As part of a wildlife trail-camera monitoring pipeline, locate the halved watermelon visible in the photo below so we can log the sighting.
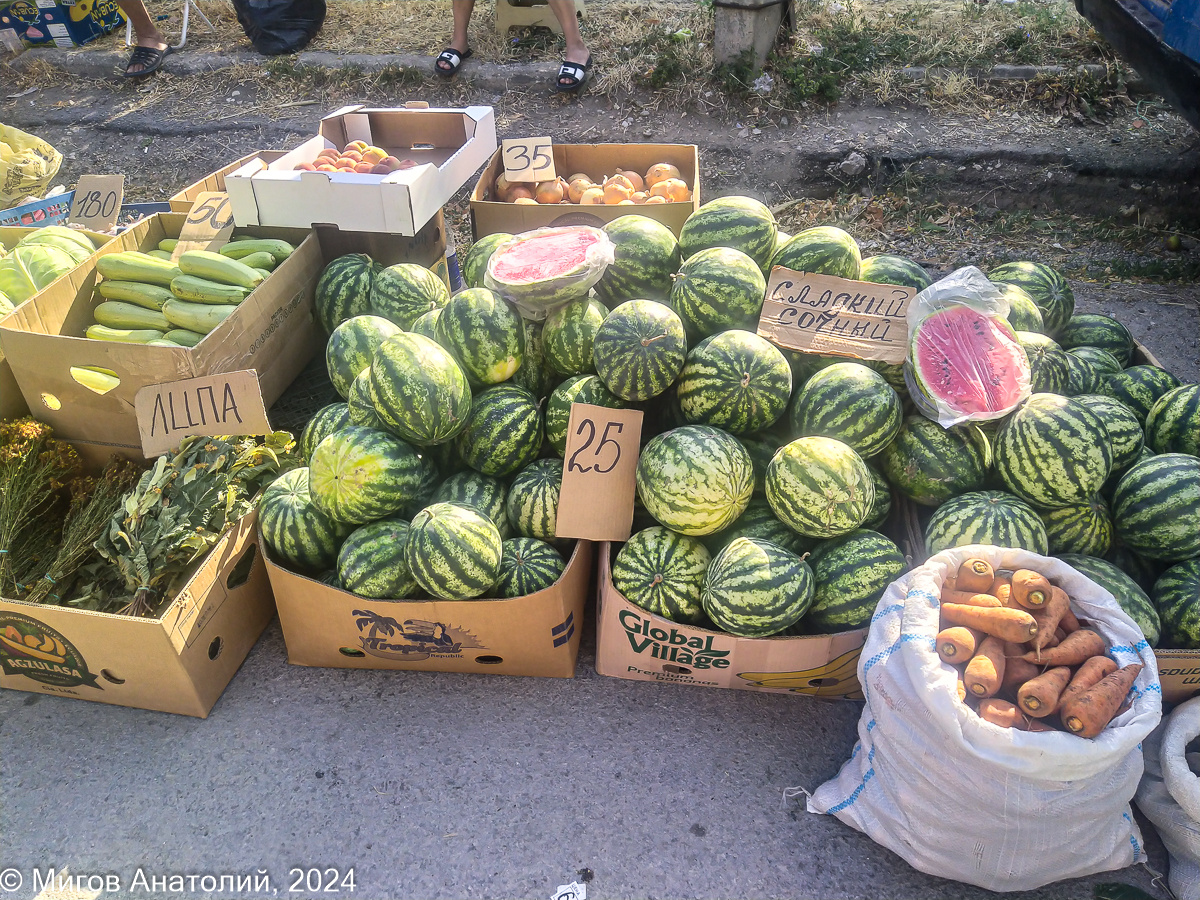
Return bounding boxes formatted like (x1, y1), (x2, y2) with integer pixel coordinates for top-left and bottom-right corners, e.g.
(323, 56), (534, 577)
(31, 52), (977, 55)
(484, 226), (614, 319)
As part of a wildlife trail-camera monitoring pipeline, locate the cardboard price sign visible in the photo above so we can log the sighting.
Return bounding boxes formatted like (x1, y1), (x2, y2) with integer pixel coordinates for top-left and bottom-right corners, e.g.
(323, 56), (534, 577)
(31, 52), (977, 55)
(756, 269), (915, 365)
(135, 369), (271, 457)
(501, 136), (556, 183)
(68, 174), (124, 232)
(171, 191), (236, 261)
(555, 404), (643, 542)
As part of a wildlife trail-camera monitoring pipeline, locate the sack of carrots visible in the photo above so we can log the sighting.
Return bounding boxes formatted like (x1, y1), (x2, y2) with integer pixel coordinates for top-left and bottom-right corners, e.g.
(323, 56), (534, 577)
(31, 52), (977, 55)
(809, 545), (1161, 892)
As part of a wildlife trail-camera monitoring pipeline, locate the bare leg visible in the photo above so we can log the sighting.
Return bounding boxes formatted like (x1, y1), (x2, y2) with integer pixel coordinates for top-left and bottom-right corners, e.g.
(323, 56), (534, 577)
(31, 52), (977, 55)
(117, 0), (167, 73)
(548, 0), (588, 65)
(439, 0), (475, 70)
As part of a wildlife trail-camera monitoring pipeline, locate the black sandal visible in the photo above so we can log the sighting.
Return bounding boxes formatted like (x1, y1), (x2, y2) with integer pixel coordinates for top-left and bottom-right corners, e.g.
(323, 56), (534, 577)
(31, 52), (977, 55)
(434, 47), (472, 77)
(555, 54), (591, 93)
(122, 44), (171, 78)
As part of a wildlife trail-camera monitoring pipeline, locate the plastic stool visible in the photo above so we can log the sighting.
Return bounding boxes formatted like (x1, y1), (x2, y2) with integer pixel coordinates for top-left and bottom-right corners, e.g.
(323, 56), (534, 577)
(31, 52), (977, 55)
(124, 0), (215, 50)
(495, 0), (585, 36)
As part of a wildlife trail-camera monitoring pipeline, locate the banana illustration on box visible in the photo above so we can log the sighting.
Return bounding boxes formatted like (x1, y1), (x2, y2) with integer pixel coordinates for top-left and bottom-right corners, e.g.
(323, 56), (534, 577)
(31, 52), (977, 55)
(737, 648), (864, 699)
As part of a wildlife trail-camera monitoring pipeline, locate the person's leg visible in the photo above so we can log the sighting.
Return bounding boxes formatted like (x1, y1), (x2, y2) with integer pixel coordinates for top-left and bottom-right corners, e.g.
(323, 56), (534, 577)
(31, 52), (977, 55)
(435, 0), (475, 73)
(548, 0), (587, 64)
(117, 0), (169, 75)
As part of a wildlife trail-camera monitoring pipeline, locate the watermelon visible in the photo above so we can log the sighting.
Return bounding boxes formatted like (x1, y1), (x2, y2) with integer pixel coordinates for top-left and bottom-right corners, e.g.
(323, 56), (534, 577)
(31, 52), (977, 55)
(592, 299), (687, 402)
(1153, 560), (1200, 649)
(462, 232), (513, 290)
(1057, 313), (1135, 365)
(259, 467), (352, 572)
(456, 384), (543, 477)
(371, 333), (472, 447)
(432, 470), (510, 539)
(402, 456), (442, 520)
(770, 226), (861, 280)
(308, 426), (426, 525)
(435, 287), (525, 386)
(988, 261), (1074, 336)
(1063, 352), (1103, 396)
(1146, 384), (1200, 457)
(1106, 543), (1165, 594)
(1017, 332), (1070, 395)
(299, 403), (351, 462)
(864, 466), (892, 531)
(1073, 394), (1145, 473)
(543, 295), (607, 375)
(669, 246), (767, 337)
(1041, 496), (1113, 556)
(994, 393), (1112, 509)
(994, 282), (1044, 334)
(925, 490), (1049, 555)
(370, 263), (449, 330)
(409, 308), (441, 341)
(1058, 553), (1161, 646)
(860, 254), (933, 291)
(612, 526), (711, 625)
(636, 425), (754, 536)
(678, 195), (777, 271)
(1105, 365), (1181, 425)
(315, 253), (377, 334)
(404, 502), (503, 600)
(326, 315), (402, 399)
(704, 496), (811, 557)
(495, 538), (565, 598)
(337, 517), (418, 599)
(677, 330), (792, 435)
(1112, 454), (1200, 561)
(701, 537), (814, 636)
(545, 375), (626, 456)
(765, 436), (874, 539)
(805, 530), (906, 632)
(740, 433), (785, 494)
(347, 369), (387, 432)
(505, 458), (562, 541)
(1070, 346), (1123, 376)
(877, 416), (990, 506)
(595, 215), (681, 306)
(789, 362), (901, 458)
(907, 304), (1030, 423)
(484, 225), (614, 317)
(511, 319), (557, 400)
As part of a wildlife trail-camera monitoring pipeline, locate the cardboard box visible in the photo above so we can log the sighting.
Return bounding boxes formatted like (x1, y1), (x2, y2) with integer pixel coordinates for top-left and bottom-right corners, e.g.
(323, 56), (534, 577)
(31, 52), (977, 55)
(226, 105), (497, 235)
(0, 0), (122, 47)
(0, 510), (274, 717)
(169, 151), (288, 213)
(595, 543), (867, 698)
(265, 540), (592, 678)
(1154, 651), (1200, 705)
(470, 143), (700, 240)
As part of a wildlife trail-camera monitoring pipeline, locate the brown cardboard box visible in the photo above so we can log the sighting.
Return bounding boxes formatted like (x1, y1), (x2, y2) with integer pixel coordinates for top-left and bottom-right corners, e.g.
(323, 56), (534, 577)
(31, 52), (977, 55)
(595, 543), (866, 698)
(265, 540), (591, 678)
(0, 510), (274, 717)
(470, 143), (700, 239)
(168, 151), (287, 213)
(1154, 651), (1200, 704)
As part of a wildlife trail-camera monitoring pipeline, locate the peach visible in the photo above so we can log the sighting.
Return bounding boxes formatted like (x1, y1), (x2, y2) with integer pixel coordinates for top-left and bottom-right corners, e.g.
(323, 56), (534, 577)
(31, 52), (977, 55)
(645, 162), (682, 188)
(295, 162), (317, 172)
(345, 140), (369, 152)
(316, 164), (338, 173)
(361, 147), (387, 164)
(341, 149), (363, 163)
(370, 163), (392, 175)
(355, 162), (376, 173)
(535, 180), (565, 204)
(381, 156), (405, 172)
(316, 148), (340, 160)
(580, 186), (605, 205)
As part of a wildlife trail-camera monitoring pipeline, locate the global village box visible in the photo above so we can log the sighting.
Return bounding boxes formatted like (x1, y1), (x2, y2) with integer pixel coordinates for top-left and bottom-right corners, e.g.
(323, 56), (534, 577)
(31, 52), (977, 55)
(168, 150), (288, 213)
(595, 542), (867, 699)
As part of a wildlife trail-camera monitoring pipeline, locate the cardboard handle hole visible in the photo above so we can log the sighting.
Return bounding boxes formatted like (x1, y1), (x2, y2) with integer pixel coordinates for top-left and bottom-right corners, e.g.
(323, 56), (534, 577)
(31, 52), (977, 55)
(207, 636), (223, 660)
(474, 655), (504, 665)
(807, 677), (840, 687)
(339, 647), (366, 658)
(40, 392), (61, 411)
(662, 664), (692, 675)
(100, 669), (125, 684)
(225, 544), (258, 591)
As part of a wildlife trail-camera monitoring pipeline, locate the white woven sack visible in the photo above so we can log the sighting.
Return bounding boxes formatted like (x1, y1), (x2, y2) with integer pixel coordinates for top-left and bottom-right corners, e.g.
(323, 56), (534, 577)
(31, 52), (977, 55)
(808, 544), (1162, 892)
(1136, 697), (1200, 900)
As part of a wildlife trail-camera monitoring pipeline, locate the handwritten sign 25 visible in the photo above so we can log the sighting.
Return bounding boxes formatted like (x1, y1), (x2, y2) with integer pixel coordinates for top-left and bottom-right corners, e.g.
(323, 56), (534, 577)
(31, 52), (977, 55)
(555, 404), (643, 542)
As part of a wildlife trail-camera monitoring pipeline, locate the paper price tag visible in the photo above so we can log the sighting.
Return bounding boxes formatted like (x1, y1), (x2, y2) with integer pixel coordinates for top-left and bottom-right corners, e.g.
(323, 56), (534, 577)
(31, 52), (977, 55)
(555, 404), (643, 542)
(171, 191), (235, 261)
(68, 174), (124, 232)
(135, 369), (271, 458)
(756, 268), (915, 365)
(501, 136), (556, 183)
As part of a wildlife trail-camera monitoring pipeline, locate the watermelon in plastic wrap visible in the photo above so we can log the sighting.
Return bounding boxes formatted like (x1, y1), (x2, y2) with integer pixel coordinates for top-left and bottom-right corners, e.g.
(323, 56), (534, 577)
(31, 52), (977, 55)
(484, 225), (614, 320)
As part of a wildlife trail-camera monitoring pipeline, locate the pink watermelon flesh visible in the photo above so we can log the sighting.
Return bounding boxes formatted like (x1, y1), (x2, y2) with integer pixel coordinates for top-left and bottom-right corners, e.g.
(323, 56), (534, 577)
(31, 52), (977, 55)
(490, 228), (604, 284)
(912, 305), (1029, 416)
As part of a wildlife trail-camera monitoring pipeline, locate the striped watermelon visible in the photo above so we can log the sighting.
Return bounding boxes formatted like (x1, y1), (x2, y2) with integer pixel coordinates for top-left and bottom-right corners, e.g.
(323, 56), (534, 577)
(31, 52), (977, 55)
(299, 403), (351, 462)
(669, 246), (767, 337)
(435, 287), (525, 386)
(511, 319), (557, 400)
(1106, 542), (1165, 594)
(1017, 332), (1070, 395)
(409, 308), (441, 341)
(347, 369), (387, 432)
(1105, 365), (1182, 426)
(677, 330), (792, 435)
(859, 254), (932, 291)
(484, 225), (613, 315)
(432, 470), (510, 539)
(1058, 553), (1161, 646)
(704, 496), (811, 557)
(805, 530), (906, 632)
(864, 466), (892, 531)
(456, 384), (543, 477)
(1064, 352), (1103, 396)
(1154, 560), (1200, 649)
(770, 226), (861, 279)
(592, 300), (687, 402)
(988, 261), (1074, 336)
(1057, 313), (1135, 365)
(1073, 394), (1145, 472)
(315, 253), (377, 334)
(636, 425), (754, 536)
(994, 282), (1045, 334)
(1041, 496), (1113, 556)
(337, 517), (418, 599)
(370, 262), (449, 330)
(765, 436), (874, 539)
(326, 315), (402, 399)
(994, 393), (1112, 509)
(789, 362), (901, 458)
(506, 458), (562, 541)
(925, 490), (1049, 555)
(612, 526), (711, 625)
(259, 467), (352, 572)
(308, 426), (426, 525)
(878, 416), (991, 506)
(371, 333), (472, 447)
(462, 232), (513, 290)
(739, 433), (785, 494)
(404, 502), (503, 600)
(701, 537), (814, 636)
(496, 538), (565, 598)
(1070, 346), (1123, 376)
(402, 456), (442, 520)
(1147, 384), (1200, 457)
(545, 375), (626, 456)
(678, 196), (777, 271)
(543, 296), (607, 375)
(1112, 454), (1200, 561)
(595, 215), (681, 306)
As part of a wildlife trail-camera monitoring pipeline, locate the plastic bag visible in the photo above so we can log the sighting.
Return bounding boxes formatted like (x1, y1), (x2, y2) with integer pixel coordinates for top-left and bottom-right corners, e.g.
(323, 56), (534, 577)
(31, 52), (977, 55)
(232, 0), (326, 56)
(808, 544), (1162, 892)
(0, 123), (62, 207)
(483, 226), (615, 321)
(903, 266), (1032, 428)
(1136, 696), (1200, 900)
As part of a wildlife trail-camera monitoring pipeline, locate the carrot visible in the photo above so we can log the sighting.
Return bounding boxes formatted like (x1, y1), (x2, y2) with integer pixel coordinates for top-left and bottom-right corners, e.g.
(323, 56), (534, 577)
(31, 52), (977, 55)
(993, 582), (1015, 608)
(1018, 665), (1073, 717)
(939, 587), (1002, 608)
(1000, 653), (1042, 700)
(1030, 586), (1072, 653)
(1061, 663), (1143, 738)
(936, 626), (983, 664)
(978, 698), (1024, 729)
(1021, 629), (1106, 667)
(964, 636), (1007, 698)
(1059, 608), (1081, 634)
(990, 571), (1013, 597)
(1058, 655), (1118, 711)
(941, 603), (1039, 643)
(1011, 569), (1053, 609)
(943, 575), (957, 594)
(957, 558), (995, 594)
(956, 675), (968, 703)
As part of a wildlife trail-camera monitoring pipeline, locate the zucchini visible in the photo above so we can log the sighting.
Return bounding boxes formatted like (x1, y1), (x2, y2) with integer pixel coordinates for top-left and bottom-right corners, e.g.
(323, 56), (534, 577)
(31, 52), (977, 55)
(162, 298), (235, 334)
(96, 280), (173, 310)
(147, 339), (188, 348)
(170, 275), (252, 306)
(86, 324), (165, 343)
(164, 328), (205, 348)
(253, 268), (272, 280)
(178, 250), (262, 290)
(94, 301), (172, 331)
(236, 251), (277, 272)
(158, 238), (179, 253)
(69, 366), (120, 394)
(96, 252), (181, 287)
(147, 249), (174, 261)
(221, 238), (295, 264)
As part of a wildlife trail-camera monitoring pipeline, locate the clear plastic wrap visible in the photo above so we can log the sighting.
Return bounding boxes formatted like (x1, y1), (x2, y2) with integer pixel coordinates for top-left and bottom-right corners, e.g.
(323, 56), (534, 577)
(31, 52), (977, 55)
(483, 225), (614, 321)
